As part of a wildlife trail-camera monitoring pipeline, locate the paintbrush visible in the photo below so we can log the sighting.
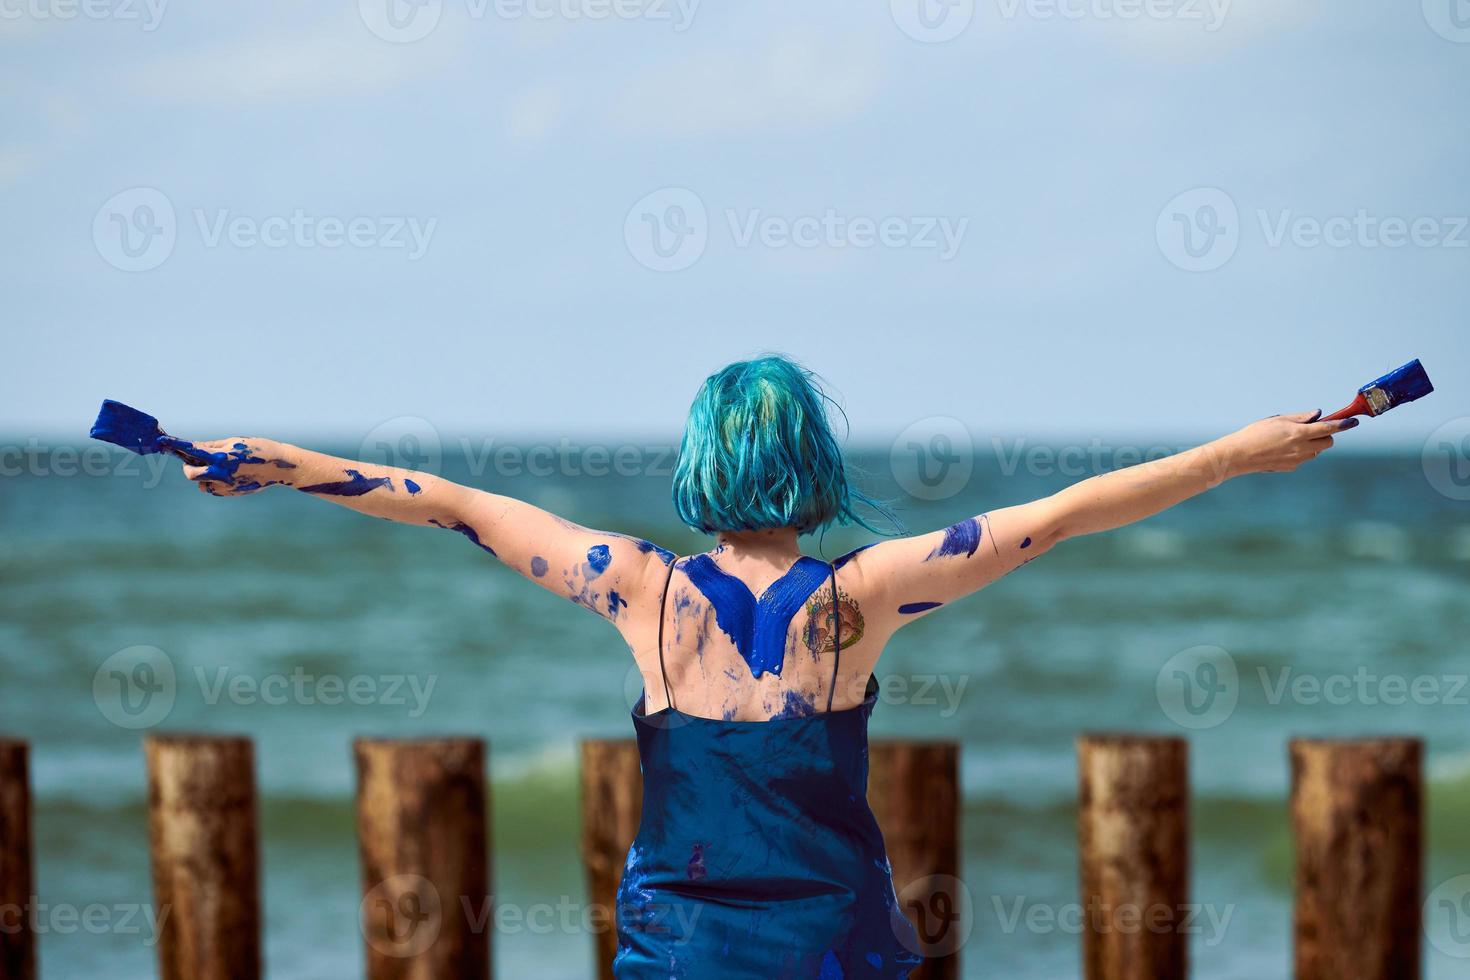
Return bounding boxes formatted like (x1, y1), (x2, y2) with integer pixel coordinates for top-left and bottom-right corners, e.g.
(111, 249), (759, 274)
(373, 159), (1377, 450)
(1322, 360), (1434, 421)
(89, 399), (239, 479)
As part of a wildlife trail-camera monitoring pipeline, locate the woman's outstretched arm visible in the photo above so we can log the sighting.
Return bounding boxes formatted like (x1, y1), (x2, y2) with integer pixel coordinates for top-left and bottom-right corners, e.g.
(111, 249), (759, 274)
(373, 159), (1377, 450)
(181, 438), (675, 626)
(842, 411), (1356, 633)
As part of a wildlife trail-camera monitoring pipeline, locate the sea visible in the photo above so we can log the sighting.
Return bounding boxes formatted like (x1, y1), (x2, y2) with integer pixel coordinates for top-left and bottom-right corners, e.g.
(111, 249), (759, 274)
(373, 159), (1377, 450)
(2, 438), (1468, 978)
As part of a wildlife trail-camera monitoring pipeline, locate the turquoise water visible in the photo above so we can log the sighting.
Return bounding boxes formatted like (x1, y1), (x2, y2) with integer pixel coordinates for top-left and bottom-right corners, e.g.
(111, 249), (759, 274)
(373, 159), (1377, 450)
(3, 443), (1469, 978)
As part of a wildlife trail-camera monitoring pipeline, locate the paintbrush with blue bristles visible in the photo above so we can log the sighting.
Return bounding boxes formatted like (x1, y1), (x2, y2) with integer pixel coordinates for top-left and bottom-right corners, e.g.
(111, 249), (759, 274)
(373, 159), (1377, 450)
(89, 399), (243, 481)
(1322, 359), (1434, 421)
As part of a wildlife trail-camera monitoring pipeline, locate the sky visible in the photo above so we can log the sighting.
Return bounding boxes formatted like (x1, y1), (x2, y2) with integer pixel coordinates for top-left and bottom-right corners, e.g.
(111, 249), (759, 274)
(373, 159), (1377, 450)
(3, 0), (1467, 450)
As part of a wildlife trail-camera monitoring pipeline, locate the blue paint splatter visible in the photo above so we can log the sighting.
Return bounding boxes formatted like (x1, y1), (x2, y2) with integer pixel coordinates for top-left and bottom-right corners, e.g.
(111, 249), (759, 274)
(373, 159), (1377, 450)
(586, 544), (612, 576)
(1020, 536), (1032, 549)
(530, 556), (548, 577)
(404, 478), (422, 495)
(926, 518), (981, 560)
(818, 950), (844, 979)
(683, 554), (831, 678)
(898, 601), (943, 615)
(771, 689), (816, 719)
(865, 952), (882, 969)
(607, 590), (628, 619)
(429, 518), (496, 557)
(634, 538), (676, 565)
(686, 843), (707, 881)
(833, 543), (875, 569)
(299, 469), (394, 497)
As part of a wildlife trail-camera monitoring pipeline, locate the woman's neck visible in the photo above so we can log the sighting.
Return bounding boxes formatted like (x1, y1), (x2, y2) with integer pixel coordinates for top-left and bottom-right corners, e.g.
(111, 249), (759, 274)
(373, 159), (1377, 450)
(714, 528), (800, 561)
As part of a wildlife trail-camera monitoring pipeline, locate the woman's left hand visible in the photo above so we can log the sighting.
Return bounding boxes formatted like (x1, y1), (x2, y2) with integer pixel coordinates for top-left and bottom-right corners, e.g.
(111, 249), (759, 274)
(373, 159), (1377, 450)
(181, 438), (289, 496)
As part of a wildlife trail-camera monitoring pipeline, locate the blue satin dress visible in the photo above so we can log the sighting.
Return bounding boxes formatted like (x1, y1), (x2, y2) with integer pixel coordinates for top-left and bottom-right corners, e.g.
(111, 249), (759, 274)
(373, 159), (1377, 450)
(613, 561), (923, 979)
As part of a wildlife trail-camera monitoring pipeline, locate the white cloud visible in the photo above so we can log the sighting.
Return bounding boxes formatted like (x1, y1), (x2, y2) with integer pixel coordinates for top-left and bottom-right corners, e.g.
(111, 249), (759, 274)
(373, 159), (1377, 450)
(505, 83), (567, 148)
(606, 32), (884, 136)
(123, 27), (463, 105)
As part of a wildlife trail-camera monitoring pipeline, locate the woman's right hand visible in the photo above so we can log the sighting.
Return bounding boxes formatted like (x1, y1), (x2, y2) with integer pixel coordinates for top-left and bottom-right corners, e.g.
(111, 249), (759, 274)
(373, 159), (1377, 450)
(1220, 411), (1356, 476)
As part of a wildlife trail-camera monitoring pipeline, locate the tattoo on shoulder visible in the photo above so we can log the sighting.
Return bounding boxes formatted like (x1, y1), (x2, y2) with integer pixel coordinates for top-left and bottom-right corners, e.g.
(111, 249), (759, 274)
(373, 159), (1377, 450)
(802, 586), (864, 653)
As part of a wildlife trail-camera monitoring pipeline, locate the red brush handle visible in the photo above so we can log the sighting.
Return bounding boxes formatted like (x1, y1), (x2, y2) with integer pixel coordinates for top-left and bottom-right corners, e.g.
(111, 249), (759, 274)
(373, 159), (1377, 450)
(1322, 393), (1369, 422)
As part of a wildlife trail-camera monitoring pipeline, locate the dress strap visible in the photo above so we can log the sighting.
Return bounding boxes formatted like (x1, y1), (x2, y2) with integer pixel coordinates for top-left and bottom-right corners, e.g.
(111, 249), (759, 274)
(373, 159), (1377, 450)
(655, 558), (679, 711)
(825, 563), (841, 712)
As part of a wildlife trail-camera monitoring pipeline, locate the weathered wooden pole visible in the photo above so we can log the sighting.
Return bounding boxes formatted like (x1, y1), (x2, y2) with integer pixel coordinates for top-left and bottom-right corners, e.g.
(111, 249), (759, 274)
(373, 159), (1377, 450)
(578, 738), (963, 979)
(0, 739), (35, 980)
(869, 740), (962, 979)
(354, 737), (490, 980)
(1290, 737), (1422, 980)
(145, 734), (260, 980)
(579, 740), (643, 980)
(1077, 734), (1189, 980)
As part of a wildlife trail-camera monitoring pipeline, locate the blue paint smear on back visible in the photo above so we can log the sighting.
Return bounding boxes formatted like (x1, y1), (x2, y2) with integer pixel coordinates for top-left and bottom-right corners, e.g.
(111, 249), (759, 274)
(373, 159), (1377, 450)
(926, 518), (980, 560)
(298, 469), (393, 497)
(682, 554), (831, 678)
(832, 543), (875, 569)
(771, 689), (816, 719)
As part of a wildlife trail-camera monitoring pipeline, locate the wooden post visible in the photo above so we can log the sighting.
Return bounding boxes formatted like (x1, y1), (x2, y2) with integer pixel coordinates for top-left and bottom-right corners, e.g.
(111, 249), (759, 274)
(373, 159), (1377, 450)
(1077, 734), (1189, 980)
(1290, 737), (1422, 980)
(579, 740), (643, 980)
(354, 738), (490, 980)
(869, 740), (962, 979)
(145, 734), (260, 980)
(0, 740), (34, 980)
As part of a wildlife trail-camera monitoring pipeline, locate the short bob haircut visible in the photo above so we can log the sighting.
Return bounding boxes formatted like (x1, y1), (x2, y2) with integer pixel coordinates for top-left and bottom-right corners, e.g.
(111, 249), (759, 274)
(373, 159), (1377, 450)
(672, 355), (894, 536)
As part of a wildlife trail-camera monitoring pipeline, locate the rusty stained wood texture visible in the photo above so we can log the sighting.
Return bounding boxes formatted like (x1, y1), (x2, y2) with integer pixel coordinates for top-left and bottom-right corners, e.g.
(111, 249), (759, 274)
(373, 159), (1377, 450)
(354, 737), (490, 980)
(1290, 737), (1422, 980)
(0, 739), (34, 980)
(1077, 734), (1189, 980)
(145, 734), (261, 980)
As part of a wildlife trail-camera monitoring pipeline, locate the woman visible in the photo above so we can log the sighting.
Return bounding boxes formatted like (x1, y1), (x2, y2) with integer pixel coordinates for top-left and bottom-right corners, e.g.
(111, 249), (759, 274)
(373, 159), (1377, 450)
(183, 354), (1352, 978)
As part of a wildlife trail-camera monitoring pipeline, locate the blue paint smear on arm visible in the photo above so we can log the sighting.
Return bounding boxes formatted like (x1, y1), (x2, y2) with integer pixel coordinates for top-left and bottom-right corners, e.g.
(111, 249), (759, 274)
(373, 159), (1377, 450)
(586, 544), (612, 576)
(925, 518), (981, 560)
(832, 543), (875, 569)
(428, 518), (497, 557)
(634, 539), (676, 565)
(606, 590), (628, 619)
(898, 601), (943, 615)
(298, 469), (394, 497)
(1020, 536), (1032, 549)
(404, 479), (422, 495)
(530, 556), (548, 577)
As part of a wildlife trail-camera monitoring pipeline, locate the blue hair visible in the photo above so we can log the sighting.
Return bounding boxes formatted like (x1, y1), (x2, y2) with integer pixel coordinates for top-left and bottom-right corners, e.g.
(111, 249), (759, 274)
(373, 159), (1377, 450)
(672, 355), (897, 536)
